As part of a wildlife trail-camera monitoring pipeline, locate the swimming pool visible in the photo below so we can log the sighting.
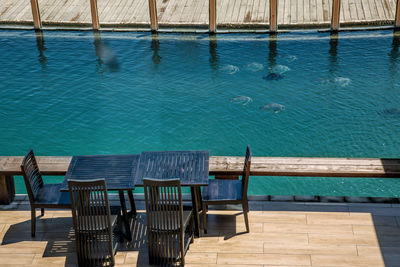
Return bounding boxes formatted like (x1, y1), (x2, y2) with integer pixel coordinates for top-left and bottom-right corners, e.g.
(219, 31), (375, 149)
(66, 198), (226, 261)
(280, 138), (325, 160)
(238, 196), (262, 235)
(1, 30), (400, 196)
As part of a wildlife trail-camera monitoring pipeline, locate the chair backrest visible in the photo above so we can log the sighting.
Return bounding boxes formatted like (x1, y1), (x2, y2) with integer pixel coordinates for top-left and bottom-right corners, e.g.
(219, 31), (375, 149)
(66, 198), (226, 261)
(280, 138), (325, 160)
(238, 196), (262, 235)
(143, 178), (184, 264)
(68, 179), (114, 267)
(241, 145), (252, 199)
(20, 149), (43, 204)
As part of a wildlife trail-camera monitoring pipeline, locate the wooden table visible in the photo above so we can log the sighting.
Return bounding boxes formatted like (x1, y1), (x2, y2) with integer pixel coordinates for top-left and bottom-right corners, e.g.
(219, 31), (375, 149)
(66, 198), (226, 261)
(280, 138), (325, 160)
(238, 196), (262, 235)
(135, 150), (210, 236)
(60, 154), (139, 241)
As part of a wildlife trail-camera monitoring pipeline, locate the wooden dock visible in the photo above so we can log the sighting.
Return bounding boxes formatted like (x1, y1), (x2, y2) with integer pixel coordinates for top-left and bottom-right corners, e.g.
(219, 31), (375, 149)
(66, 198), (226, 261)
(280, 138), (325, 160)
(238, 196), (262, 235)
(0, 0), (397, 30)
(1, 199), (400, 266)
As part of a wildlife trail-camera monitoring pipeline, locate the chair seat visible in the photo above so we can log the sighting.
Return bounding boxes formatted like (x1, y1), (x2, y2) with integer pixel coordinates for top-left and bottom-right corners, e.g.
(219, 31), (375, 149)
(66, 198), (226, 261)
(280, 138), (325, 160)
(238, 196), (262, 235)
(35, 184), (71, 206)
(149, 210), (192, 231)
(76, 215), (118, 232)
(202, 180), (243, 201)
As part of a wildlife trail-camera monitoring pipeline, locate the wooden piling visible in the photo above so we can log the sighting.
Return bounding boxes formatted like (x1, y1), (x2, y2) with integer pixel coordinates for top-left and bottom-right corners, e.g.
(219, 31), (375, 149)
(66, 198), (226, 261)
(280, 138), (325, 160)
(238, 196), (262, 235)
(89, 0), (100, 30)
(30, 0), (42, 30)
(149, 0), (158, 32)
(396, 0), (400, 28)
(331, 0), (341, 31)
(269, 0), (278, 32)
(209, 0), (217, 33)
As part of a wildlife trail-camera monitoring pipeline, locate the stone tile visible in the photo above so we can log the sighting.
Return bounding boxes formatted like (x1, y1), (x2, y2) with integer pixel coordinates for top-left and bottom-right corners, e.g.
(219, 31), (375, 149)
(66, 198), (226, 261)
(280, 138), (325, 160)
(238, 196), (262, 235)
(185, 252), (217, 264)
(217, 253), (311, 265)
(263, 222), (353, 234)
(190, 240), (264, 253)
(219, 232), (309, 245)
(311, 255), (385, 267)
(308, 233), (379, 246)
(263, 243), (357, 255)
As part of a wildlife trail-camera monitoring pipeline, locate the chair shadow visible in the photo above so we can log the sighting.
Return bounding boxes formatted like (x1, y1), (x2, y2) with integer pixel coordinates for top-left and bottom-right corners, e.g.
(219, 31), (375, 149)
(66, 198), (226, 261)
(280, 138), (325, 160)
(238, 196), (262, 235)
(1, 216), (77, 266)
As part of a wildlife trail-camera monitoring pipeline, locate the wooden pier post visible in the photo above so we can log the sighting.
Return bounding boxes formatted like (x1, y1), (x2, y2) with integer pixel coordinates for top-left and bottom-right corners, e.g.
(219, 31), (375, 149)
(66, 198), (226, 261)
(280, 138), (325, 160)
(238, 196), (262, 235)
(30, 0), (42, 30)
(209, 0), (217, 33)
(331, 0), (341, 31)
(269, 0), (278, 32)
(149, 0), (158, 32)
(89, 0), (100, 30)
(396, 0), (400, 28)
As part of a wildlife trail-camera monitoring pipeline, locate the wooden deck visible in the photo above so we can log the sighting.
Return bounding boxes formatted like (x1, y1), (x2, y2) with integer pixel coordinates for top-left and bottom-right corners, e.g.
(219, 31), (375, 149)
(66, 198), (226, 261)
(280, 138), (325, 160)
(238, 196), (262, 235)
(1, 199), (400, 266)
(0, 0), (396, 28)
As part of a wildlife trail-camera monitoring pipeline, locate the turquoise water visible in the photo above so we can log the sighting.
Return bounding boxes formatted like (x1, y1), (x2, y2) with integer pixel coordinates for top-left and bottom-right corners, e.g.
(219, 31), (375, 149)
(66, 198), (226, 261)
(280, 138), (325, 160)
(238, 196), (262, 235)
(1, 30), (400, 196)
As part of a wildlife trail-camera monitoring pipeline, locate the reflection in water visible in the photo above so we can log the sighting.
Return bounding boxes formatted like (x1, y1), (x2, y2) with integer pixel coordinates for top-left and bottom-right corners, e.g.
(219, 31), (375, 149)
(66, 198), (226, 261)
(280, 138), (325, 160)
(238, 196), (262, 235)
(35, 31), (47, 70)
(268, 34), (277, 69)
(390, 30), (400, 82)
(151, 34), (161, 66)
(93, 31), (120, 73)
(209, 35), (218, 71)
(329, 33), (338, 75)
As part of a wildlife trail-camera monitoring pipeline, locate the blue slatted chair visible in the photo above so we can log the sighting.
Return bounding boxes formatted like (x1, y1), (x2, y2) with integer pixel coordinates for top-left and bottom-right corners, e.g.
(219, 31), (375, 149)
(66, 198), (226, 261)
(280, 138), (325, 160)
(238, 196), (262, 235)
(202, 145), (252, 233)
(20, 149), (71, 237)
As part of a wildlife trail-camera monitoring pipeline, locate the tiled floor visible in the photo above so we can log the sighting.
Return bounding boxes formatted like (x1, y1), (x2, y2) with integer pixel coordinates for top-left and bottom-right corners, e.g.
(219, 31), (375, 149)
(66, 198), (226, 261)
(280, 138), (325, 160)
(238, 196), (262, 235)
(1, 199), (400, 266)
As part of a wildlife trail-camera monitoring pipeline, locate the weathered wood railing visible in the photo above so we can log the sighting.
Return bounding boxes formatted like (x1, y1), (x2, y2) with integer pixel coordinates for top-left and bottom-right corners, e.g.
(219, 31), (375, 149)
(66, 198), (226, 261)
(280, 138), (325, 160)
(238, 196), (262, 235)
(28, 0), (400, 33)
(2, 155), (400, 177)
(2, 155), (400, 203)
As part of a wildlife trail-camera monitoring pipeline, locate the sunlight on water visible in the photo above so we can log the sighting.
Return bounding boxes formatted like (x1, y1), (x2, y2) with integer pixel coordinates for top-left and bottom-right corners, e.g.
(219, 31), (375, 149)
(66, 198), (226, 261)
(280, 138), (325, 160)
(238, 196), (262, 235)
(1, 30), (400, 196)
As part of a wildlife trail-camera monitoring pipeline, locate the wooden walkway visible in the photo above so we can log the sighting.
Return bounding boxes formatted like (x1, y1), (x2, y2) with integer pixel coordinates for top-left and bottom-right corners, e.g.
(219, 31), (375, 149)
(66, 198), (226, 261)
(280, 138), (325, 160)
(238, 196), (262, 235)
(1, 199), (400, 266)
(0, 0), (397, 28)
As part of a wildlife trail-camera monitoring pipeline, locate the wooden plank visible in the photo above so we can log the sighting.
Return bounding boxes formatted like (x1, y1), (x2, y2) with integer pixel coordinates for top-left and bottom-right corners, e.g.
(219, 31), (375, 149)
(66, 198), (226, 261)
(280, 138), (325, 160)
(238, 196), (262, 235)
(3, 0), (25, 20)
(284, 0), (290, 24)
(290, 0), (296, 23)
(119, 0), (137, 23)
(303, 0), (310, 22)
(243, 0), (254, 23)
(231, 0), (241, 22)
(297, 0), (304, 23)
(354, 0), (365, 20)
(130, 0), (148, 23)
(0, 0), (14, 21)
(317, 0), (324, 22)
(15, 1), (33, 21)
(374, 0), (386, 20)
(199, 0), (209, 23)
(321, 0), (329, 21)
(310, 0), (317, 21)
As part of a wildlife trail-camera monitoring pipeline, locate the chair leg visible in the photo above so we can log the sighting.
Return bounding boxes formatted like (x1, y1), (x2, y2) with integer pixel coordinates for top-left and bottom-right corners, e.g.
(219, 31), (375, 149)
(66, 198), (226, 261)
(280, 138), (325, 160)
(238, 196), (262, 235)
(31, 208), (36, 237)
(242, 201), (249, 233)
(202, 202), (207, 234)
(41, 208), (44, 216)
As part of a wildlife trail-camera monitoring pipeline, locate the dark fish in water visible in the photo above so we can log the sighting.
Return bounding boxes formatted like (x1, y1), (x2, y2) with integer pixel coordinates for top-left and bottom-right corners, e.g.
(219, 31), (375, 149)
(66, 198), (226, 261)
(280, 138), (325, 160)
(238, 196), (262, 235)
(378, 108), (400, 116)
(260, 103), (285, 113)
(95, 42), (120, 72)
(263, 73), (284, 81)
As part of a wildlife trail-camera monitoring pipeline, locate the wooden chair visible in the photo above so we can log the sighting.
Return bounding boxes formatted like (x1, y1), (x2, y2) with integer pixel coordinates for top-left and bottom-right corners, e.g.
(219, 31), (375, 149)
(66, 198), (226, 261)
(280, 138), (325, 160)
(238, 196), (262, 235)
(202, 145), (252, 234)
(143, 178), (194, 266)
(20, 149), (71, 237)
(68, 179), (121, 267)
